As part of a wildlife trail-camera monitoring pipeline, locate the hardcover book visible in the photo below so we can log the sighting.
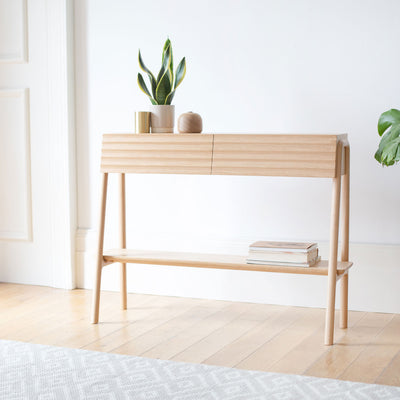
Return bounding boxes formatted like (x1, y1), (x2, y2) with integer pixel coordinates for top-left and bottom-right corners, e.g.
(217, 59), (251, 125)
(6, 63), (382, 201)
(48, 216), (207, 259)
(247, 241), (319, 267)
(247, 248), (318, 263)
(249, 241), (317, 253)
(246, 256), (321, 268)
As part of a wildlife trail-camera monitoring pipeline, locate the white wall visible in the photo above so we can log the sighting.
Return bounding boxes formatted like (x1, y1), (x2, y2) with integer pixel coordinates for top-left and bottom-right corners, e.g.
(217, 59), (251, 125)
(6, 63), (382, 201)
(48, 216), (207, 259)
(74, 0), (400, 312)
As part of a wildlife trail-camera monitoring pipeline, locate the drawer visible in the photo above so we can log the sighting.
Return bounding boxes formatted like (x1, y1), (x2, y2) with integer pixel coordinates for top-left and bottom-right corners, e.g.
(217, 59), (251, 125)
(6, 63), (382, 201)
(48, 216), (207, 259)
(101, 134), (214, 175)
(211, 134), (340, 178)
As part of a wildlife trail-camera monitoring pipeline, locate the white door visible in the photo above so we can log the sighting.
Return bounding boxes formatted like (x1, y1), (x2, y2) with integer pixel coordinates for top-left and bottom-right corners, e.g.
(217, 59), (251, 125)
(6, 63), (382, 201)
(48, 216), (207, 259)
(0, 0), (75, 288)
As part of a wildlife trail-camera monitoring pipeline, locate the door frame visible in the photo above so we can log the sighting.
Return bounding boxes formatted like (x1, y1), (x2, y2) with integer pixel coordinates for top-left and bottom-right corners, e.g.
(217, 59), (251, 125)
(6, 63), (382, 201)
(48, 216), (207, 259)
(44, 0), (76, 288)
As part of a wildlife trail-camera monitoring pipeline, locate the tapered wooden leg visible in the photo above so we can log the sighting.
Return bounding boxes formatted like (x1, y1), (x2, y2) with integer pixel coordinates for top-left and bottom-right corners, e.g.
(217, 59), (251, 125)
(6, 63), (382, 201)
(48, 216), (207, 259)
(120, 264), (127, 309)
(119, 173), (127, 310)
(91, 173), (108, 324)
(340, 273), (348, 328)
(340, 146), (350, 329)
(325, 142), (343, 345)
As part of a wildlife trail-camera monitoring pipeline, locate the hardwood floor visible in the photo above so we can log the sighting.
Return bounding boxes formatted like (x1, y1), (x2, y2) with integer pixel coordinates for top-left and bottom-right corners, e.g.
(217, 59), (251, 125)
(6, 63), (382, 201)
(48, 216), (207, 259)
(1, 283), (399, 387)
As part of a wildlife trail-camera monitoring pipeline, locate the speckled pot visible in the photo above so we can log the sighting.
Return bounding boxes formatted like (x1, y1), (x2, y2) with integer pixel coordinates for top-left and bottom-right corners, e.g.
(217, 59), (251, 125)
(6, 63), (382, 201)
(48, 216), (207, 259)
(150, 105), (175, 133)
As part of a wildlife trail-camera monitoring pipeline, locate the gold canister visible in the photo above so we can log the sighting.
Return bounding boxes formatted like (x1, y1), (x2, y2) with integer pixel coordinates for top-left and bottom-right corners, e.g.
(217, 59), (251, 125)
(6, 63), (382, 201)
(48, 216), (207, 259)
(135, 111), (151, 133)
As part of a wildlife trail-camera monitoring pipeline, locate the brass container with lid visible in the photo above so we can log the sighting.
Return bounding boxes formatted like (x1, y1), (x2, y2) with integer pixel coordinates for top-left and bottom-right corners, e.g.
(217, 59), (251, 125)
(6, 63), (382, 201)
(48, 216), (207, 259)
(135, 111), (151, 133)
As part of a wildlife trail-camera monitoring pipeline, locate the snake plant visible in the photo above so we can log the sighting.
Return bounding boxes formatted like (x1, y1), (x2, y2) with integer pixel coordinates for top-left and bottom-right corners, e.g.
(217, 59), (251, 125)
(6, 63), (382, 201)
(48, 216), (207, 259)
(375, 109), (400, 166)
(137, 39), (186, 105)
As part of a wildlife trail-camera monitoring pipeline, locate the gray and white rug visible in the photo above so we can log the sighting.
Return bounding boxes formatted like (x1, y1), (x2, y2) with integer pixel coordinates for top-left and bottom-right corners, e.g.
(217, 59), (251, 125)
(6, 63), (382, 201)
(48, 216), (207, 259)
(1, 339), (399, 399)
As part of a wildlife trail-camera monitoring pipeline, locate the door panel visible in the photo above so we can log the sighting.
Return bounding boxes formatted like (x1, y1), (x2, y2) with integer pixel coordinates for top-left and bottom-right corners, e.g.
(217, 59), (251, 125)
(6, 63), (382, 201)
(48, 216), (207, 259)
(0, 0), (28, 63)
(0, 0), (74, 288)
(0, 89), (31, 240)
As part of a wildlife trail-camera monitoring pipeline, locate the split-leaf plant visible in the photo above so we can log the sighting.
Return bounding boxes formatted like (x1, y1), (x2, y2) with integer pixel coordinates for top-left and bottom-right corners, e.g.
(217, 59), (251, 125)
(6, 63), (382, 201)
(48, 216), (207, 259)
(375, 109), (400, 166)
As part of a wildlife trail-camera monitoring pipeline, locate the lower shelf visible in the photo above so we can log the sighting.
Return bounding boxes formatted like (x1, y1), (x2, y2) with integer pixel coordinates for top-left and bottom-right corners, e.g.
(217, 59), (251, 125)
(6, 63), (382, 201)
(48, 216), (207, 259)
(103, 249), (353, 276)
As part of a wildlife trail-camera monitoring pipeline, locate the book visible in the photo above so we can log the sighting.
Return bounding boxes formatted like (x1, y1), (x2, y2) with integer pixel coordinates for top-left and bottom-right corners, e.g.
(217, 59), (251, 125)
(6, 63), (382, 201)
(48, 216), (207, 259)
(246, 256), (321, 268)
(249, 241), (317, 253)
(247, 248), (318, 263)
(247, 241), (319, 266)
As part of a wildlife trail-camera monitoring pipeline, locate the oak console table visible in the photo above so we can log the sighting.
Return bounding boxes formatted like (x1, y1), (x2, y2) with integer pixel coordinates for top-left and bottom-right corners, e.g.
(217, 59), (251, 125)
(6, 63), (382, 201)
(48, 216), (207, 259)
(92, 133), (352, 346)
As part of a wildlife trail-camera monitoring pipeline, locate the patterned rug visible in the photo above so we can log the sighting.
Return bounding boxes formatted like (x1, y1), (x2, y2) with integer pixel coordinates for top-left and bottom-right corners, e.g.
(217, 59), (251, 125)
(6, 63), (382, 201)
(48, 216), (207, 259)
(1, 340), (399, 399)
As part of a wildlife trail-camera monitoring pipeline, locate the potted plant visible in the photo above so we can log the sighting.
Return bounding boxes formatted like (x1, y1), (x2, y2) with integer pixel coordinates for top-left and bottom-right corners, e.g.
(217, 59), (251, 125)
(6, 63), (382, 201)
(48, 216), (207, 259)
(375, 109), (400, 166)
(138, 39), (186, 133)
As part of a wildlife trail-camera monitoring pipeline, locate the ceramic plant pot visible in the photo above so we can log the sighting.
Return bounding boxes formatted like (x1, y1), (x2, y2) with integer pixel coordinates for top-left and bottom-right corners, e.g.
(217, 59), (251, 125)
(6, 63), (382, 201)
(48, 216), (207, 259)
(177, 111), (203, 133)
(150, 105), (175, 133)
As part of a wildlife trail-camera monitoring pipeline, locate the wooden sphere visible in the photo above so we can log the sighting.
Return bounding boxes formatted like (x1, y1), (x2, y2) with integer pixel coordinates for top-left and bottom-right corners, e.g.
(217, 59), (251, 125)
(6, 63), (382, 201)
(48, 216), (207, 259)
(178, 112), (203, 133)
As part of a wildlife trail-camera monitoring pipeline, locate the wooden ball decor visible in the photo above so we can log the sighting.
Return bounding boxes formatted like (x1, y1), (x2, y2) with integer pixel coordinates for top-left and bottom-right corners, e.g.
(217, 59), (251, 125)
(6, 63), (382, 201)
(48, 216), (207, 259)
(177, 112), (203, 133)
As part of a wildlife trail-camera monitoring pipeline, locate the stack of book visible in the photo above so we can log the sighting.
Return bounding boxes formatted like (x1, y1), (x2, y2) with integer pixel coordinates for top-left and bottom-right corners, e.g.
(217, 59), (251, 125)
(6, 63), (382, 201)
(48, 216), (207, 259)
(246, 241), (320, 267)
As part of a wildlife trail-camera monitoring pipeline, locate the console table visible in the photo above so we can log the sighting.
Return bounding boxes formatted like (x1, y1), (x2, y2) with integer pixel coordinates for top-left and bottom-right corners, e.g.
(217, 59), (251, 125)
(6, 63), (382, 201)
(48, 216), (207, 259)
(92, 133), (352, 345)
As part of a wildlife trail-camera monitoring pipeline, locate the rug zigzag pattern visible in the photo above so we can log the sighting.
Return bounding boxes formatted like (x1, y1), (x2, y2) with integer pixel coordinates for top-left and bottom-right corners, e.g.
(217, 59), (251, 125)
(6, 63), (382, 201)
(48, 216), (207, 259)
(1, 340), (400, 399)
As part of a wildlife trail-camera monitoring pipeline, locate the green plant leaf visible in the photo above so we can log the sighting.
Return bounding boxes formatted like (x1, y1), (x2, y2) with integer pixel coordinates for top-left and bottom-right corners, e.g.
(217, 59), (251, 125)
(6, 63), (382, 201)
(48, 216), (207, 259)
(165, 58), (186, 105)
(165, 90), (175, 105)
(157, 44), (172, 84)
(137, 73), (157, 105)
(162, 39), (174, 86)
(162, 39), (171, 64)
(138, 50), (157, 98)
(375, 120), (400, 166)
(174, 57), (186, 89)
(381, 136), (400, 166)
(155, 69), (172, 105)
(137, 39), (185, 106)
(155, 45), (172, 104)
(378, 109), (400, 136)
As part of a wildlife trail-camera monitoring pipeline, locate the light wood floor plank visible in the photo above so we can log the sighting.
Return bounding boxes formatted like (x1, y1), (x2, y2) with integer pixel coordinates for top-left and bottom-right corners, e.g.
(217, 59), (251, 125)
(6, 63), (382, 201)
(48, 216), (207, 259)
(0, 289), (92, 339)
(112, 301), (229, 357)
(170, 304), (277, 364)
(57, 296), (187, 348)
(203, 305), (298, 367)
(17, 291), (148, 345)
(0, 283), (399, 387)
(376, 350), (400, 387)
(339, 314), (400, 383)
(83, 296), (217, 353)
(142, 302), (254, 361)
(269, 310), (366, 375)
(235, 307), (326, 371)
(305, 312), (394, 379)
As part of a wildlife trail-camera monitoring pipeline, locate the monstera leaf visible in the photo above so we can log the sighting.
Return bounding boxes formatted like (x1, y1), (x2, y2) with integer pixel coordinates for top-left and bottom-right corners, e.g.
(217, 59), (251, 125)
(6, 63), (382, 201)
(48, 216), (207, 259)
(375, 109), (400, 166)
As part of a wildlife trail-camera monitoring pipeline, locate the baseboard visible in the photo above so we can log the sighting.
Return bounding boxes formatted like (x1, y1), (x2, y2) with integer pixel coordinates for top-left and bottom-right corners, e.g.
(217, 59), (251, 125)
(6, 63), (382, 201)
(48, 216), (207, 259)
(75, 228), (400, 313)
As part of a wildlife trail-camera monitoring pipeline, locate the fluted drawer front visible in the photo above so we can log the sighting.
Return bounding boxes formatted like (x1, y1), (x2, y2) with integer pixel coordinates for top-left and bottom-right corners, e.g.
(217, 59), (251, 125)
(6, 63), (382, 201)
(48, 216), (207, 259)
(212, 134), (342, 178)
(101, 134), (213, 174)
